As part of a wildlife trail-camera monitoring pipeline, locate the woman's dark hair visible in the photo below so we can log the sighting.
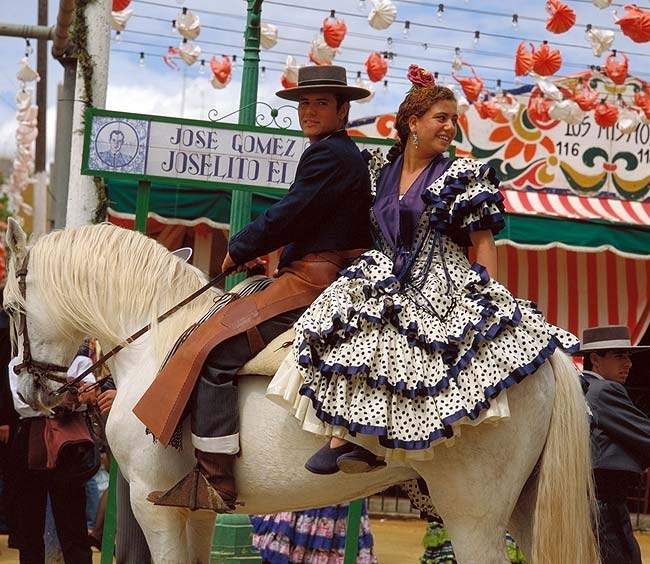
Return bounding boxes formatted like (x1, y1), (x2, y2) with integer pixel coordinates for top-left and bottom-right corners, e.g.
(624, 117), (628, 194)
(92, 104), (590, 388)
(386, 85), (457, 162)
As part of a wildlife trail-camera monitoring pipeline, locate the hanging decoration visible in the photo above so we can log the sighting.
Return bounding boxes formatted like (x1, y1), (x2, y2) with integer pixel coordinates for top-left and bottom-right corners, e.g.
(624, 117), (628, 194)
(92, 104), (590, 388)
(323, 11), (347, 48)
(309, 34), (337, 65)
(355, 72), (375, 103)
(163, 46), (180, 70)
(260, 23), (279, 50)
(526, 87), (555, 126)
(175, 7), (200, 40)
(451, 63), (484, 102)
(178, 39), (200, 65)
(112, 0), (131, 11)
(365, 52), (388, 82)
(545, 0), (576, 34)
(451, 47), (463, 72)
(633, 83), (650, 119)
(514, 42), (534, 76)
(531, 41), (562, 76)
(111, 7), (133, 32)
(604, 51), (629, 85)
(209, 55), (232, 89)
(368, 0), (397, 30)
(614, 5), (650, 43)
(591, 0), (612, 7)
(548, 99), (584, 124)
(593, 98), (619, 127)
(617, 106), (642, 134)
(572, 76), (600, 110)
(585, 25), (615, 56)
(280, 55), (300, 88)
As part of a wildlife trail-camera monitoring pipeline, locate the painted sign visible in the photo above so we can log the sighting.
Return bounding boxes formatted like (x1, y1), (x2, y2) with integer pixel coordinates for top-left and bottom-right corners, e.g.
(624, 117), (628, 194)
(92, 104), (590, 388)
(83, 109), (392, 195)
(348, 75), (650, 202)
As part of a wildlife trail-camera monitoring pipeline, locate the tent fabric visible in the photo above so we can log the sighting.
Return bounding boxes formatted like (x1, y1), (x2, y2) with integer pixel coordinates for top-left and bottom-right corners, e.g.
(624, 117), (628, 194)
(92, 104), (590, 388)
(501, 187), (650, 226)
(494, 243), (650, 346)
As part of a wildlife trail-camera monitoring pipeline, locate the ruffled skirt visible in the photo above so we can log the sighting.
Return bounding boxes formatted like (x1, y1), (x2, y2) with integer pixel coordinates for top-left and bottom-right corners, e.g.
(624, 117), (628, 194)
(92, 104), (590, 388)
(283, 249), (577, 455)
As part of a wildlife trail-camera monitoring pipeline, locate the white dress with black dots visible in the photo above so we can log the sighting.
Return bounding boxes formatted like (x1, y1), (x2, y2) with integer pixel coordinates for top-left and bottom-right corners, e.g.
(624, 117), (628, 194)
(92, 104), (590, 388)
(268, 157), (578, 460)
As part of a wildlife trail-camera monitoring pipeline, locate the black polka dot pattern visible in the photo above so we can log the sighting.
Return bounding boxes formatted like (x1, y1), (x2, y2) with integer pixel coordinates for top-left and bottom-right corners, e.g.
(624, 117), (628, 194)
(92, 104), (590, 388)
(295, 158), (578, 450)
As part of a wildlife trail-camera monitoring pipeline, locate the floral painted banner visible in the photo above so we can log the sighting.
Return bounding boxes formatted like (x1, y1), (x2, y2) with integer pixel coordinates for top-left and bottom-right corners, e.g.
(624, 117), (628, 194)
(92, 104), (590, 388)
(348, 75), (650, 202)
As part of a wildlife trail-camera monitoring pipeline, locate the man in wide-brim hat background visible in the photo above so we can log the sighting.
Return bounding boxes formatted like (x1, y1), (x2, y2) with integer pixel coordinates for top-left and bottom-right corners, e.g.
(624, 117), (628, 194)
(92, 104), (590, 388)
(139, 65), (374, 512)
(577, 325), (650, 564)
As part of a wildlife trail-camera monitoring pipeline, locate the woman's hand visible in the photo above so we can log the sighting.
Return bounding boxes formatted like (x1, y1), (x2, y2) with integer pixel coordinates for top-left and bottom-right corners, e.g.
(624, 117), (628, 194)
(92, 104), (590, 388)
(469, 230), (498, 279)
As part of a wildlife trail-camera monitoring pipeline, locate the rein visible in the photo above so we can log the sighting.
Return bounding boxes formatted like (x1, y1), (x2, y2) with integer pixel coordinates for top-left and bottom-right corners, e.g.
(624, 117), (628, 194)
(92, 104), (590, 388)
(13, 249), (235, 397)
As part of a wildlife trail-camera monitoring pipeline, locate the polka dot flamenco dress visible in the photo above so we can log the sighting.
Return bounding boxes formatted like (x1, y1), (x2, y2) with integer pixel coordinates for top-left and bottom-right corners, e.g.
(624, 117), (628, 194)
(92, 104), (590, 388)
(291, 156), (578, 458)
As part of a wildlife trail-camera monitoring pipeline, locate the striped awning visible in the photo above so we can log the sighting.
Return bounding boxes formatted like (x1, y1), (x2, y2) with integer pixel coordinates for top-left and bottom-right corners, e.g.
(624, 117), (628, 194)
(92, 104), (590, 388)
(500, 187), (650, 227)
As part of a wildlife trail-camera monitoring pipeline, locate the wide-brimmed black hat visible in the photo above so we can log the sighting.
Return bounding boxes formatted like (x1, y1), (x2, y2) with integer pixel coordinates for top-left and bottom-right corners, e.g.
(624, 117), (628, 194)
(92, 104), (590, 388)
(575, 325), (650, 355)
(276, 65), (371, 102)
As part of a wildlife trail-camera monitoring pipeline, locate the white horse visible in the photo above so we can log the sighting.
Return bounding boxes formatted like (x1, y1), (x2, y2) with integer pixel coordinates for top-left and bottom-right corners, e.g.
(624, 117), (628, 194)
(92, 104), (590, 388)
(3, 219), (600, 564)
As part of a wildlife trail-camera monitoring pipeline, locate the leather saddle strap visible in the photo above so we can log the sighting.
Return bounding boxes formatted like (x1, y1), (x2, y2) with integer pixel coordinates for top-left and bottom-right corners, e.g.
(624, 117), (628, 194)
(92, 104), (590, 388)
(132, 287), (321, 446)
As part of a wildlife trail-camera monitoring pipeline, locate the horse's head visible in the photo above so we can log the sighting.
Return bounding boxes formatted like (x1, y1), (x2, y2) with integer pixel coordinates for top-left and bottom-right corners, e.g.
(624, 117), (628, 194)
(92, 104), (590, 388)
(3, 218), (83, 412)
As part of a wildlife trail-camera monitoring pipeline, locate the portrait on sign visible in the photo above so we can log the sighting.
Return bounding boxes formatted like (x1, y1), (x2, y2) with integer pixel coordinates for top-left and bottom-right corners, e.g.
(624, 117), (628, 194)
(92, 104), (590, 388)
(89, 118), (147, 173)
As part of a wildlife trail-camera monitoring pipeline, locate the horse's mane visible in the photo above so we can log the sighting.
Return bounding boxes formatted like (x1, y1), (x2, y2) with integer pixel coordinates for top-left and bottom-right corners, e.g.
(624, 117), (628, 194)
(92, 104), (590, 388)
(7, 223), (216, 364)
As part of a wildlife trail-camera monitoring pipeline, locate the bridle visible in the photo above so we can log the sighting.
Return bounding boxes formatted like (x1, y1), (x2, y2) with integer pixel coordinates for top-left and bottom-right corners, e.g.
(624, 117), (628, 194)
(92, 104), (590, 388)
(11, 250), (237, 397)
(12, 252), (71, 386)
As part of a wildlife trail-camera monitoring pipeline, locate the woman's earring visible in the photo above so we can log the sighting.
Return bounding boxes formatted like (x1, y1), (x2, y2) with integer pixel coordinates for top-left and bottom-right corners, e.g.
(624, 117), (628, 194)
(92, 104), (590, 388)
(412, 131), (419, 149)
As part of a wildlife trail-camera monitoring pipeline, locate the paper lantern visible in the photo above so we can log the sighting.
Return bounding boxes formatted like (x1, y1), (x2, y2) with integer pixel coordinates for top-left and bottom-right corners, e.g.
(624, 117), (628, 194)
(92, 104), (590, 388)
(176, 8), (200, 41)
(545, 0), (576, 34)
(531, 41), (562, 76)
(323, 16), (347, 48)
(514, 42), (533, 77)
(280, 74), (297, 89)
(548, 99), (584, 125)
(573, 81), (599, 111)
(633, 85), (650, 119)
(365, 52), (388, 82)
(615, 5), (650, 43)
(112, 0), (131, 11)
(111, 8), (133, 32)
(368, 0), (397, 30)
(604, 51), (629, 85)
(452, 65), (484, 103)
(586, 27), (615, 57)
(527, 89), (554, 126)
(283, 55), (300, 85)
(591, 0), (612, 7)
(210, 55), (232, 89)
(617, 107), (641, 134)
(260, 23), (278, 50)
(593, 99), (619, 128)
(309, 34), (336, 65)
(16, 57), (40, 83)
(178, 40), (200, 66)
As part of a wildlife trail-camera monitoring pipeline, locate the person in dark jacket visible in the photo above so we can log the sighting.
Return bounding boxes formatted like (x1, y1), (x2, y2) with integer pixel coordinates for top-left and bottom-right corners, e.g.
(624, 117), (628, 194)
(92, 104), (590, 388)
(144, 65), (373, 512)
(578, 325), (650, 564)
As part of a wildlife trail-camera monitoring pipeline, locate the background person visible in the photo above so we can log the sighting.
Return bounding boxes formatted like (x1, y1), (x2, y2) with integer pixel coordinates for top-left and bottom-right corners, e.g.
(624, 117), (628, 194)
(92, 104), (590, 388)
(577, 324), (650, 564)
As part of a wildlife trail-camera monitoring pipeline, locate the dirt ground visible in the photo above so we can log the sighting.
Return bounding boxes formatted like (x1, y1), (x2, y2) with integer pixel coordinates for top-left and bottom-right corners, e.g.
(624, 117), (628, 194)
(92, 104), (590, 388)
(0, 520), (649, 562)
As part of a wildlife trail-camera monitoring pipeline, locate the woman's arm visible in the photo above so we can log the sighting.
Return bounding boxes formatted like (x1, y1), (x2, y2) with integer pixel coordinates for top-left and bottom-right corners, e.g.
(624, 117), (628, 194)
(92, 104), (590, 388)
(469, 229), (497, 278)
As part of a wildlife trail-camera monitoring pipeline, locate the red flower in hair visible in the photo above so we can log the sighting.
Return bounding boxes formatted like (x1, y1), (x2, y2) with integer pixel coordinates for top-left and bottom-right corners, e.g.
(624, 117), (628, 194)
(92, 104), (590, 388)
(407, 64), (435, 88)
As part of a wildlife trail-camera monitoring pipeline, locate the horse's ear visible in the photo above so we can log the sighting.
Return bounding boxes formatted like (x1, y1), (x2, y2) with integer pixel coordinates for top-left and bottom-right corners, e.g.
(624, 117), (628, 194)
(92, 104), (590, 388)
(6, 217), (27, 259)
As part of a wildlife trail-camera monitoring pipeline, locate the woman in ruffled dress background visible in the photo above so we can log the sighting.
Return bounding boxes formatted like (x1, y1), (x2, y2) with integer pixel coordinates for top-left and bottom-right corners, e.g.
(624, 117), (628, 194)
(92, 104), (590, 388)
(272, 64), (579, 474)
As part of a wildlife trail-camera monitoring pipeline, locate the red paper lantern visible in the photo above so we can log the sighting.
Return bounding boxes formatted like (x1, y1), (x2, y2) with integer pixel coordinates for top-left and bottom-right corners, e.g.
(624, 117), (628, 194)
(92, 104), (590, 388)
(210, 55), (232, 86)
(365, 52), (388, 83)
(594, 99), (619, 128)
(452, 65), (484, 103)
(514, 42), (534, 77)
(323, 17), (347, 49)
(604, 51), (629, 85)
(112, 0), (131, 11)
(615, 5), (650, 43)
(545, 0), (576, 34)
(280, 73), (297, 89)
(531, 41), (562, 76)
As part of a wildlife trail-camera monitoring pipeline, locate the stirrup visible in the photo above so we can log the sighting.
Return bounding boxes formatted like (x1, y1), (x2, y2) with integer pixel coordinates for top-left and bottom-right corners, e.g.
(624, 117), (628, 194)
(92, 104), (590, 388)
(147, 467), (241, 512)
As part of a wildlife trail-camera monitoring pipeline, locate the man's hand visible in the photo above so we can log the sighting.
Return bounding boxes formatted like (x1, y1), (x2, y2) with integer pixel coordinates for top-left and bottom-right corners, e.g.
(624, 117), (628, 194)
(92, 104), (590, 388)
(221, 252), (266, 275)
(0, 424), (10, 444)
(97, 389), (117, 415)
(77, 382), (99, 406)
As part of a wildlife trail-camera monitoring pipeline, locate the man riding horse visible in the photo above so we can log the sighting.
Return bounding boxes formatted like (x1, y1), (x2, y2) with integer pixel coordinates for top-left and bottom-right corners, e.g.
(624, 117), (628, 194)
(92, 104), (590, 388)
(133, 65), (373, 512)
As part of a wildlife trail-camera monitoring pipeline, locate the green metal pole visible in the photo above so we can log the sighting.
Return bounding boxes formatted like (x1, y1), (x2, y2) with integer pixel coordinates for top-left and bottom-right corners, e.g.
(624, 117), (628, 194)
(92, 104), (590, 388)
(226, 0), (262, 290)
(343, 499), (364, 564)
(135, 180), (152, 235)
(100, 459), (119, 564)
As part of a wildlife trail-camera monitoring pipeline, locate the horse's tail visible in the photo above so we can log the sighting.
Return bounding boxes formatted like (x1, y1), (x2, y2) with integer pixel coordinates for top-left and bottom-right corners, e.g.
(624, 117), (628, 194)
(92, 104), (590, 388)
(532, 350), (601, 564)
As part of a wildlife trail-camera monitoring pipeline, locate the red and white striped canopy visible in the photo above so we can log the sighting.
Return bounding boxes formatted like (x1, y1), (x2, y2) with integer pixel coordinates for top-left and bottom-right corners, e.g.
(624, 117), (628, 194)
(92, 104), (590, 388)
(500, 187), (650, 226)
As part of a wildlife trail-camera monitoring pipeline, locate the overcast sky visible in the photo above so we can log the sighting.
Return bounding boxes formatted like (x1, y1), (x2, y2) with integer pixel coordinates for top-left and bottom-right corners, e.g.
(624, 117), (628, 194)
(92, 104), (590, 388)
(1, 0), (648, 165)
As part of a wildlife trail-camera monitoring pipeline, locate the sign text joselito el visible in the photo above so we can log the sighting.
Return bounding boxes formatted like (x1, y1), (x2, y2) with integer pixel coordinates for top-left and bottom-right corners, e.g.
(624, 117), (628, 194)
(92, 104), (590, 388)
(82, 109), (392, 195)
